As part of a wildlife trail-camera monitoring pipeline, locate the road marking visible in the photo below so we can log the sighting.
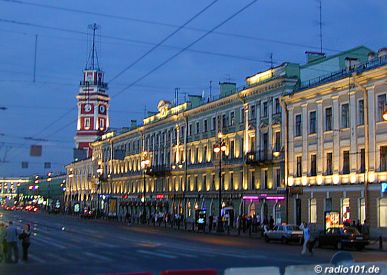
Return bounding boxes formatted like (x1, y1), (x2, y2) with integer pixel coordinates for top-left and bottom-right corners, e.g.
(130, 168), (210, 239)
(35, 235), (67, 249)
(167, 250), (198, 258)
(83, 251), (112, 262)
(137, 249), (177, 259)
(29, 253), (47, 264)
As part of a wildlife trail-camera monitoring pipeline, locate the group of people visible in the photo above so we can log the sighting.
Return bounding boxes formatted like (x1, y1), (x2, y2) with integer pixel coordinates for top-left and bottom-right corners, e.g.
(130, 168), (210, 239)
(0, 221), (31, 263)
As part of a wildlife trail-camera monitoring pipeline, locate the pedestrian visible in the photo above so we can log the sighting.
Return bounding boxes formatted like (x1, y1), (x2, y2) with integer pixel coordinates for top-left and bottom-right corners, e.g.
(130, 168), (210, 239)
(269, 216), (274, 230)
(362, 220), (370, 240)
(0, 223), (6, 262)
(5, 221), (19, 263)
(18, 224), (31, 262)
(300, 222), (311, 255)
(356, 220), (362, 233)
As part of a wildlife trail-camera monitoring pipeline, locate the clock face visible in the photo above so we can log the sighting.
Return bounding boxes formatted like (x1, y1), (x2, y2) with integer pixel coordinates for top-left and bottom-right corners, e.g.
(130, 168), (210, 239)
(84, 104), (92, 112)
(99, 105), (106, 113)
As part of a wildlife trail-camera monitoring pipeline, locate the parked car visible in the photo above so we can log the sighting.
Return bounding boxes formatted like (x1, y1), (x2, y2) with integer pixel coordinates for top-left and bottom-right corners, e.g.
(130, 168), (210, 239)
(264, 224), (304, 244)
(315, 227), (369, 250)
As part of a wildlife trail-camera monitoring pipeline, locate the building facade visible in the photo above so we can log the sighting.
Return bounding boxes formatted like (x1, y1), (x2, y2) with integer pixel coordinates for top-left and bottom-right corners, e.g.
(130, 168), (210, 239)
(284, 49), (387, 237)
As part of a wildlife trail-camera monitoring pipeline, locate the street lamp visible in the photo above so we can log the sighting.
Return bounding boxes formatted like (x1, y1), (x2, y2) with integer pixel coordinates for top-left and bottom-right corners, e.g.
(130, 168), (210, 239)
(68, 169), (74, 212)
(96, 164), (103, 218)
(383, 108), (387, 121)
(213, 131), (227, 233)
(141, 152), (150, 224)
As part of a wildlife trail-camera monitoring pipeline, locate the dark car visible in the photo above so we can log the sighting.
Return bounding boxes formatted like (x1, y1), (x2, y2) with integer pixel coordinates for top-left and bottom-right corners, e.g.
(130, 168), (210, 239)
(264, 224), (304, 244)
(315, 227), (368, 250)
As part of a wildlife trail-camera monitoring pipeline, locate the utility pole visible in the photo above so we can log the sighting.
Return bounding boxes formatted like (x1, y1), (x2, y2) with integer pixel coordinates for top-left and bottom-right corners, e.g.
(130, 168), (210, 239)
(319, 0), (323, 54)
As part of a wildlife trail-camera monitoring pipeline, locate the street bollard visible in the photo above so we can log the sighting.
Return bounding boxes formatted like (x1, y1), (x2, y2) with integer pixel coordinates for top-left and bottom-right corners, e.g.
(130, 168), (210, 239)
(227, 225), (230, 235)
(238, 226), (241, 236)
(249, 225), (252, 237)
(379, 236), (383, 250)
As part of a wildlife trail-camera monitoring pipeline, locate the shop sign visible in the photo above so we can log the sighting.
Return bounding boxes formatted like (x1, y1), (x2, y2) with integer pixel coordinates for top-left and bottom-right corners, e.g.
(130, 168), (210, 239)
(324, 211), (340, 230)
(156, 194), (164, 199)
(381, 182), (387, 193)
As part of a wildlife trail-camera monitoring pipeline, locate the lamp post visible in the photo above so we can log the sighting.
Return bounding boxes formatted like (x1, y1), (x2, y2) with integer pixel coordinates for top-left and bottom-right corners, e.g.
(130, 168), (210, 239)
(68, 169), (74, 213)
(213, 131), (227, 233)
(47, 172), (52, 211)
(96, 164), (103, 218)
(141, 152), (150, 224)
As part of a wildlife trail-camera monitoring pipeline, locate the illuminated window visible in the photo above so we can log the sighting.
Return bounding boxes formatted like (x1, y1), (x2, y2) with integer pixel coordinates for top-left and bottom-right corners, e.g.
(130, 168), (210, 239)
(84, 117), (90, 129)
(377, 94), (386, 122)
(309, 198), (317, 223)
(341, 198), (350, 223)
(379, 198), (387, 227)
(359, 198), (365, 224)
(99, 118), (105, 130)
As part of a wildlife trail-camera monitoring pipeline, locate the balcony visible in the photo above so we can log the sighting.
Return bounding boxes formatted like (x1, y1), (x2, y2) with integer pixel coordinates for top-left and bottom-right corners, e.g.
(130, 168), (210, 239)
(80, 80), (108, 89)
(146, 165), (171, 177)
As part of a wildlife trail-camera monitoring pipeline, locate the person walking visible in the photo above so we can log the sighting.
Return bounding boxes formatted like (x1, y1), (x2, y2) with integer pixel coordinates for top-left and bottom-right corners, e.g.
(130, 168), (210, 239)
(362, 220), (370, 240)
(0, 223), (6, 262)
(5, 221), (19, 263)
(300, 222), (311, 255)
(18, 224), (31, 262)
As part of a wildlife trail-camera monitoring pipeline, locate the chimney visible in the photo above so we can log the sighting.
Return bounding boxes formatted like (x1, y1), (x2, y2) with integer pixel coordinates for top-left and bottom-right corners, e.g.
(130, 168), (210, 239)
(305, 51), (325, 64)
(130, 119), (137, 129)
(219, 82), (236, 98)
(378, 48), (387, 58)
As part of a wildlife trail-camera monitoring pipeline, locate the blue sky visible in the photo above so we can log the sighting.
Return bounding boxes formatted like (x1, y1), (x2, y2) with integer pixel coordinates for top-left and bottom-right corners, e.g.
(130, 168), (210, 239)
(0, 0), (386, 177)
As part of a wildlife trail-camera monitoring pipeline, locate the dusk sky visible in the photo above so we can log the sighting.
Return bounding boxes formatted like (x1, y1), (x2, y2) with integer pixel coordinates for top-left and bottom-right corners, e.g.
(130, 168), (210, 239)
(0, 0), (386, 177)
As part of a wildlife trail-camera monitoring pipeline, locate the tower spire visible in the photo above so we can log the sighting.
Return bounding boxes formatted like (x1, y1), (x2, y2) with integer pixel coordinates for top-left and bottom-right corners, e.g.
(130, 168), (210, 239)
(86, 23), (100, 70)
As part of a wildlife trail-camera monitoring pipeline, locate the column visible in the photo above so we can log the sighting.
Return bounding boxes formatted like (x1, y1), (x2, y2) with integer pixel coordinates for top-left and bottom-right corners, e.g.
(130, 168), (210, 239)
(288, 108), (294, 177)
(268, 97), (273, 157)
(244, 103), (249, 154)
(349, 91), (358, 173)
(332, 96), (340, 173)
(301, 103), (308, 176)
(256, 100), (261, 155)
(317, 100), (324, 175)
(367, 87), (376, 172)
(176, 125), (180, 163)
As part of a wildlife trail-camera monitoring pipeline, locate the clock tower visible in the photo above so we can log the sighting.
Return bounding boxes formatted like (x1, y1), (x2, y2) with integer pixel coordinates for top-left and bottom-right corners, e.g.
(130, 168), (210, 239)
(74, 24), (110, 159)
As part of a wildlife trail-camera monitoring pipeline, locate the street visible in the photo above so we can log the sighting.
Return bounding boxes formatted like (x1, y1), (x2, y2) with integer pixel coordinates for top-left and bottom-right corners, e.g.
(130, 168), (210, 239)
(0, 211), (384, 275)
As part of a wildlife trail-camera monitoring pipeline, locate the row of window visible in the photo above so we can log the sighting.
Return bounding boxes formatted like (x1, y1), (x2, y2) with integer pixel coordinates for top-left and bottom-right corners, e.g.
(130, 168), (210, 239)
(295, 146), (387, 177)
(307, 197), (387, 227)
(294, 94), (387, 137)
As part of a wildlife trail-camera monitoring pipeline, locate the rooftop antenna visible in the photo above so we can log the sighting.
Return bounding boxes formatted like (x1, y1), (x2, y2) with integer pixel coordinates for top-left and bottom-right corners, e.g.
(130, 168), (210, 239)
(86, 23), (100, 70)
(175, 88), (180, 106)
(319, 0), (323, 54)
(209, 80), (212, 100)
(270, 53), (273, 69)
(33, 34), (38, 83)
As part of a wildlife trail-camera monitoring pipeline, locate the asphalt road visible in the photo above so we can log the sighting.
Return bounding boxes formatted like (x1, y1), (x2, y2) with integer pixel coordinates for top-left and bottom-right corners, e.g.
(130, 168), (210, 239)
(0, 210), (380, 275)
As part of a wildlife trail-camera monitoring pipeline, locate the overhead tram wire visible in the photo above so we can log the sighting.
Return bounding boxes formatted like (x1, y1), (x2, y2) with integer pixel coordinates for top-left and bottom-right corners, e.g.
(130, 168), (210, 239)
(1, 0), (341, 54)
(111, 0), (259, 99)
(14, 1), (259, 147)
(109, 0), (219, 82)
(0, 18), (272, 65)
